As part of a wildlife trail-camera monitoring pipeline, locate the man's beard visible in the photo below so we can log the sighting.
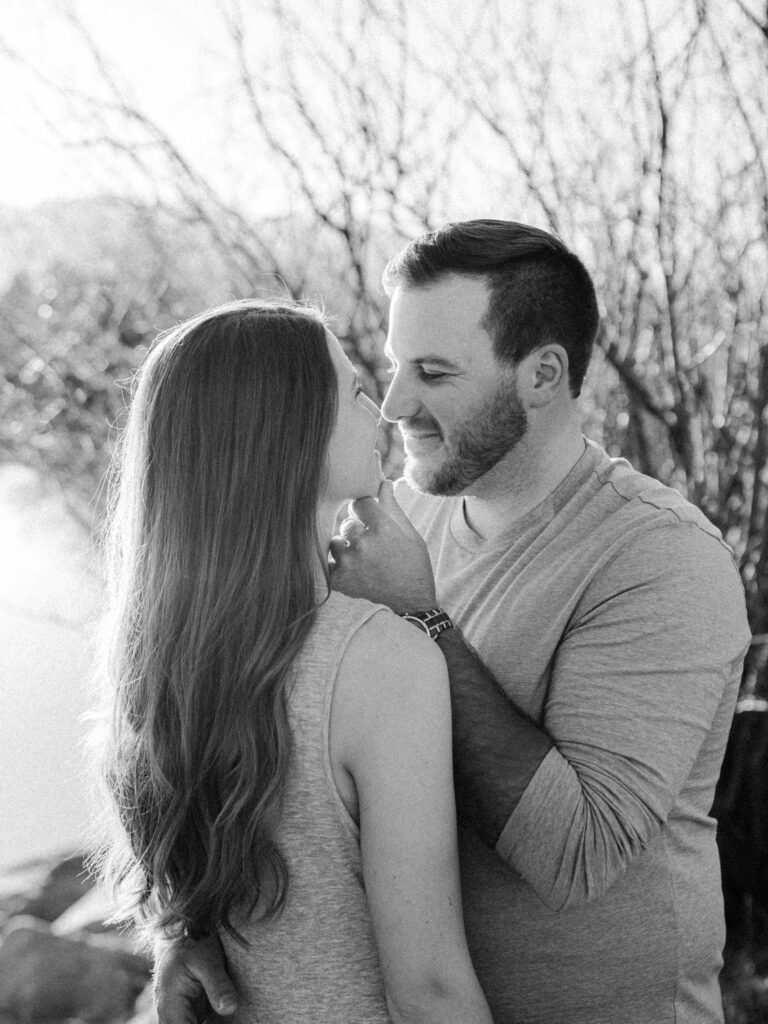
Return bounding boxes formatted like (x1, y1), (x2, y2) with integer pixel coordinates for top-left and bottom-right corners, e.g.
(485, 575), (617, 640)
(404, 374), (528, 496)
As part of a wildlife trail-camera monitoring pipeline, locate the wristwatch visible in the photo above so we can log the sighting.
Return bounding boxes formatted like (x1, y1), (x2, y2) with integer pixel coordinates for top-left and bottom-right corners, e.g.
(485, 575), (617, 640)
(400, 608), (453, 641)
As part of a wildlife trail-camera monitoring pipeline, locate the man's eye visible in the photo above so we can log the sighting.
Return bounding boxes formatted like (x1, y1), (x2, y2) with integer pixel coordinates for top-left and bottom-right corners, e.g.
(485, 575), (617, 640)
(418, 368), (447, 381)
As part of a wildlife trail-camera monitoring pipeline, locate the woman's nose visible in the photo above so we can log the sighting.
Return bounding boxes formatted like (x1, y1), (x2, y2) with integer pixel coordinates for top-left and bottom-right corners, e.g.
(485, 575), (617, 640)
(361, 392), (381, 423)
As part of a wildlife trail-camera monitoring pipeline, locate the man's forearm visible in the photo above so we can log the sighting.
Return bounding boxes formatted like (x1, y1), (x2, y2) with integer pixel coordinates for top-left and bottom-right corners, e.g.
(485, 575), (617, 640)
(437, 627), (553, 848)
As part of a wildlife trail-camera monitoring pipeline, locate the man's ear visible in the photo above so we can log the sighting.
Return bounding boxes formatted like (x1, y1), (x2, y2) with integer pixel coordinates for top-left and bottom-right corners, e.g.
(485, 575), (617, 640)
(522, 346), (569, 407)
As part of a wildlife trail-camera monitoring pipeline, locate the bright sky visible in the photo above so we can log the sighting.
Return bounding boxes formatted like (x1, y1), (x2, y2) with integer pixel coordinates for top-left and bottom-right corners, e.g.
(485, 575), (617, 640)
(0, 0), (761, 212)
(0, 0), (610, 209)
(0, 0), (516, 212)
(0, 0), (237, 206)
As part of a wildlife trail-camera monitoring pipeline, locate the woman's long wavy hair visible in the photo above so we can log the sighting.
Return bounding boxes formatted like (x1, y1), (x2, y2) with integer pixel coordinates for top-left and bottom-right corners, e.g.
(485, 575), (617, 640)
(95, 300), (337, 944)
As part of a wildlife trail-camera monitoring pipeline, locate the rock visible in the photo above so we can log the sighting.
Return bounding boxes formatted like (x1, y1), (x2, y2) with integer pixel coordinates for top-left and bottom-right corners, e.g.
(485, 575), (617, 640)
(126, 982), (158, 1024)
(0, 916), (150, 1022)
(51, 881), (132, 937)
(19, 852), (96, 922)
(2, 851), (96, 925)
(0, 861), (52, 926)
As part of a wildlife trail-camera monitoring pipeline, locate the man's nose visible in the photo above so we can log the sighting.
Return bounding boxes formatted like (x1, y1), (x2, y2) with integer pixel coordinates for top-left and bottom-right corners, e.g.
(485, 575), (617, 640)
(381, 370), (420, 423)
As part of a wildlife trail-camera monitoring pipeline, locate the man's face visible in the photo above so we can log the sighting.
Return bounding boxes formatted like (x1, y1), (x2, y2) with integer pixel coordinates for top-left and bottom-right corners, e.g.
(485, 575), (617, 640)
(382, 275), (528, 496)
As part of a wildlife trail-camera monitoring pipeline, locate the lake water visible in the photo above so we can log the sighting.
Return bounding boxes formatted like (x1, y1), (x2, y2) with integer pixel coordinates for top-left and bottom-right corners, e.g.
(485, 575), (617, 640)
(0, 464), (103, 871)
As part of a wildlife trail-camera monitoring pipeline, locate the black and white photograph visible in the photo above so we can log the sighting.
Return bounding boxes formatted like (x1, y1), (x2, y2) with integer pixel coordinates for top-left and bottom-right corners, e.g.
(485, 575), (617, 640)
(0, 2), (766, 1021)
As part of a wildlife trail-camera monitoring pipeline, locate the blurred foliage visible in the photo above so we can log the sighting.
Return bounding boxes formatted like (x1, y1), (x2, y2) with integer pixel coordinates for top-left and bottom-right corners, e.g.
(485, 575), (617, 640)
(0, 200), (237, 523)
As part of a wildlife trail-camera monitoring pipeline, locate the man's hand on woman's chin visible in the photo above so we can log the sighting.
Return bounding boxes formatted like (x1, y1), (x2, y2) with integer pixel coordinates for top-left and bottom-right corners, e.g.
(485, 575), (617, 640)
(329, 479), (437, 613)
(154, 935), (238, 1024)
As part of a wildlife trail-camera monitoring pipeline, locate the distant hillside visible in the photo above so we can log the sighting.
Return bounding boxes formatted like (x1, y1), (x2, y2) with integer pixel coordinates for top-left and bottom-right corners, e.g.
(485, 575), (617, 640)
(0, 195), (240, 298)
(0, 197), (143, 283)
(0, 193), (390, 314)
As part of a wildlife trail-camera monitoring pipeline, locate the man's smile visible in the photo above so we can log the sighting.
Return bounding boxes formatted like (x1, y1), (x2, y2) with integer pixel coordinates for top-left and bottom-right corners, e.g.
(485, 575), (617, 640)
(402, 430), (443, 454)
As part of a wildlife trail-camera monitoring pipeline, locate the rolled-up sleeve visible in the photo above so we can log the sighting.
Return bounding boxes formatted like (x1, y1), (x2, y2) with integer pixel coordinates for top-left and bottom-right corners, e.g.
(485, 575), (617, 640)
(496, 523), (750, 911)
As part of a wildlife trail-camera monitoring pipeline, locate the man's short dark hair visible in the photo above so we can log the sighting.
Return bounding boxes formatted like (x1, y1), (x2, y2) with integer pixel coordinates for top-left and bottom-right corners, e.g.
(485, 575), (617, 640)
(382, 219), (600, 396)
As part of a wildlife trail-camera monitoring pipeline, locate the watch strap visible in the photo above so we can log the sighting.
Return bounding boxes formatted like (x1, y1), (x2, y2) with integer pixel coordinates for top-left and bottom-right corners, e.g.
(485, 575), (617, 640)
(400, 608), (453, 641)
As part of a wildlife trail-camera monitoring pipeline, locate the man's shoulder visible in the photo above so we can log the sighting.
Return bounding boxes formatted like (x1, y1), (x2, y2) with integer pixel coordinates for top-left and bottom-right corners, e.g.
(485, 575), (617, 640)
(590, 444), (724, 546)
(579, 450), (750, 650)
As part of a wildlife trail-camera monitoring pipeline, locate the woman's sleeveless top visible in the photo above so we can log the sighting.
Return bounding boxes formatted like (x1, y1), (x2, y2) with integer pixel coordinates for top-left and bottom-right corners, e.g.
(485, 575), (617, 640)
(220, 590), (392, 1023)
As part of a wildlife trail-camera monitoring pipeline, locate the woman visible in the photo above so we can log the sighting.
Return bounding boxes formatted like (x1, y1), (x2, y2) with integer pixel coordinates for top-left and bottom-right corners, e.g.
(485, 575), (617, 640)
(97, 300), (491, 1023)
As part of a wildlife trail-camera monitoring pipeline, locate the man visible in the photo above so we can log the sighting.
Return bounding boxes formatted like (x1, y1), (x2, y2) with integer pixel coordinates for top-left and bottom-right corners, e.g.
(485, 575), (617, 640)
(155, 221), (750, 1023)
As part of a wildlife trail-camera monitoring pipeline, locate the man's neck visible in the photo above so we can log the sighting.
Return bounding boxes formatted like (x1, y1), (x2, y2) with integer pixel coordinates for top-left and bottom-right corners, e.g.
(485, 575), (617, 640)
(461, 430), (587, 541)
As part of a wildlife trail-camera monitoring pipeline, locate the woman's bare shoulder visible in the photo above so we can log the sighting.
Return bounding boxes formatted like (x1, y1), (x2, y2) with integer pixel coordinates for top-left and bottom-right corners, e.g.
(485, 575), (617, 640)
(340, 606), (448, 690)
(331, 607), (449, 764)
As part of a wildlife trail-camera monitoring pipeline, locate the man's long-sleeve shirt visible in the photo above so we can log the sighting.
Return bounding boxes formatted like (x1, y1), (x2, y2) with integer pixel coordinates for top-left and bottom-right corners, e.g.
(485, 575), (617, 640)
(397, 438), (751, 1024)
